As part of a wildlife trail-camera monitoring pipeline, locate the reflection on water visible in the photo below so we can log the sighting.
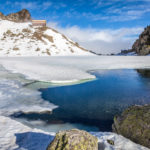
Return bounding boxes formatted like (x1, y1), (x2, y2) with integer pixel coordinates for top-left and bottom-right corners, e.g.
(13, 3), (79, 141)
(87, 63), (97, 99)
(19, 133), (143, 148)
(137, 69), (150, 78)
(14, 69), (150, 132)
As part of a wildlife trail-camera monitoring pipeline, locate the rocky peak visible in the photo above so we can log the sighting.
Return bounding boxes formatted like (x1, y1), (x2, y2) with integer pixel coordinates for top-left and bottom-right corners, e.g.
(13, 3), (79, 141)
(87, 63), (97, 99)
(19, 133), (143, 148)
(0, 12), (5, 19)
(0, 9), (31, 22)
(132, 26), (150, 55)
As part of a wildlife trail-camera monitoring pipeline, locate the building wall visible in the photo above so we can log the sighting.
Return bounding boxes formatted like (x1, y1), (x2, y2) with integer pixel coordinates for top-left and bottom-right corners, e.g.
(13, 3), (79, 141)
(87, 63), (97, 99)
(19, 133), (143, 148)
(32, 20), (46, 26)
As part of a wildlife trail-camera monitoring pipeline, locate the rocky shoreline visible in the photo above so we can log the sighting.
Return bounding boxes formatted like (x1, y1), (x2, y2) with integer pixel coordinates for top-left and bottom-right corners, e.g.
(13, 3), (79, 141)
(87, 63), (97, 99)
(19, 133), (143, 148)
(45, 104), (150, 150)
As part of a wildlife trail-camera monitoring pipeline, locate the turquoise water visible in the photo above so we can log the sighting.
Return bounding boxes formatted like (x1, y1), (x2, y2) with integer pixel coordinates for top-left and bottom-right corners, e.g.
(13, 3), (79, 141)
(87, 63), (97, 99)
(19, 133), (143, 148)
(15, 69), (150, 132)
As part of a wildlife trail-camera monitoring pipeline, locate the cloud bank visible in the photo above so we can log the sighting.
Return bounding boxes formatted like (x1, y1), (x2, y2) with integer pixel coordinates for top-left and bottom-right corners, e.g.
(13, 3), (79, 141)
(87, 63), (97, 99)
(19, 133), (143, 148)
(48, 22), (143, 54)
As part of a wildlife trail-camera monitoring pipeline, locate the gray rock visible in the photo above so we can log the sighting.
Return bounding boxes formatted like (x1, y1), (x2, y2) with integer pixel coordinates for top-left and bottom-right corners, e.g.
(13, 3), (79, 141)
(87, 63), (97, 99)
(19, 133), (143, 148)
(112, 105), (150, 148)
(47, 129), (98, 150)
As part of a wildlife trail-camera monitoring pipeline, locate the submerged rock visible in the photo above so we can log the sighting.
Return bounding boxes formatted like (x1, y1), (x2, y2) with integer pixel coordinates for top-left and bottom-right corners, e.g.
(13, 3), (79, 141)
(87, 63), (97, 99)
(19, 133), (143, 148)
(47, 129), (98, 150)
(136, 69), (150, 78)
(112, 105), (150, 148)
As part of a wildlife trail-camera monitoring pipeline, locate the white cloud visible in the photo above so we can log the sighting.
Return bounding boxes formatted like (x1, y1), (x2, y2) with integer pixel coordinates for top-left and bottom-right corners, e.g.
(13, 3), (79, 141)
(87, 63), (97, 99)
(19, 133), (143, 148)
(48, 22), (143, 54)
(14, 2), (38, 9)
(6, 1), (52, 10)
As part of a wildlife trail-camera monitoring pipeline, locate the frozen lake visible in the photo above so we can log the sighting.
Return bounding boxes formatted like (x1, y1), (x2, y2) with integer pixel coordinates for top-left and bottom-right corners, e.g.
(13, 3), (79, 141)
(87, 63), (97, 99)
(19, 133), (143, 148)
(0, 56), (150, 150)
(14, 69), (150, 132)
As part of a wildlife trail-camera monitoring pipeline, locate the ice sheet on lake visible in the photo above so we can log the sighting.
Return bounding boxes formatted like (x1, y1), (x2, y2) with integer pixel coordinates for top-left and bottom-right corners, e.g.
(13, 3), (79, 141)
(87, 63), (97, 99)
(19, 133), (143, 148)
(0, 116), (149, 150)
(0, 79), (57, 116)
(0, 56), (150, 83)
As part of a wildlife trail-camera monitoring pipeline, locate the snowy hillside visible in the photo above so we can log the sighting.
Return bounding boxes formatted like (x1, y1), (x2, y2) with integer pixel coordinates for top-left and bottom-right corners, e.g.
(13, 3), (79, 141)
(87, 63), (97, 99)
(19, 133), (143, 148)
(0, 20), (92, 56)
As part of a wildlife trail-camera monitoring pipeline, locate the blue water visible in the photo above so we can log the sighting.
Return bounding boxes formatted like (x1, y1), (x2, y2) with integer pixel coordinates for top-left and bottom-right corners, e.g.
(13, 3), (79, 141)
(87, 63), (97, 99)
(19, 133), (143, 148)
(15, 69), (150, 132)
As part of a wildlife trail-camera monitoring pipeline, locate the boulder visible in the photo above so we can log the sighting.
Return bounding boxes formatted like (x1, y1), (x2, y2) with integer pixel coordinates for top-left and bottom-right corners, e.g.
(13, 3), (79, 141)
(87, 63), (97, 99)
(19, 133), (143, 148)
(112, 105), (150, 148)
(47, 129), (98, 150)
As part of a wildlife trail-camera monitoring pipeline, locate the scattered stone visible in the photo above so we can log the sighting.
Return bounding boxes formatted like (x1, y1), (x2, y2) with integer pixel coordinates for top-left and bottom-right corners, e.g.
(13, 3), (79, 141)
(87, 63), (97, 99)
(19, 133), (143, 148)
(47, 129), (98, 150)
(107, 139), (114, 145)
(112, 105), (150, 148)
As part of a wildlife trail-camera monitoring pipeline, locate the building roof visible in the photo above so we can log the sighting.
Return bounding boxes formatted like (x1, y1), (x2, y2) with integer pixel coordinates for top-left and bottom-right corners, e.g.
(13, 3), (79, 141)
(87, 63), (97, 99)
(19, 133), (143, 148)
(32, 20), (46, 22)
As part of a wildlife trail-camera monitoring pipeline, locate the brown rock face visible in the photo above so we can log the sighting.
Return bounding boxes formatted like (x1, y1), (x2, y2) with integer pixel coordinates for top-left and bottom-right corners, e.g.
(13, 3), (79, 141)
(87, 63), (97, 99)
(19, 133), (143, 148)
(6, 9), (31, 22)
(0, 12), (5, 20)
(132, 26), (150, 55)
(0, 9), (31, 22)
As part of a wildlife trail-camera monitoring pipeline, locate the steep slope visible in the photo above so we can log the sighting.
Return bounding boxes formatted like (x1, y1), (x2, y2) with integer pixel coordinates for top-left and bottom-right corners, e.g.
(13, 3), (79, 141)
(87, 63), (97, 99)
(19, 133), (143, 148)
(0, 20), (91, 56)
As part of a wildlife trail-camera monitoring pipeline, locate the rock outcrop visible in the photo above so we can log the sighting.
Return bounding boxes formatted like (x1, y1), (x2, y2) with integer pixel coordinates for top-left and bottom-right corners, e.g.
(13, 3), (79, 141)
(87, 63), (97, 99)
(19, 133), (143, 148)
(47, 129), (98, 150)
(132, 26), (150, 55)
(0, 9), (31, 22)
(118, 25), (150, 55)
(112, 105), (150, 148)
(0, 12), (5, 20)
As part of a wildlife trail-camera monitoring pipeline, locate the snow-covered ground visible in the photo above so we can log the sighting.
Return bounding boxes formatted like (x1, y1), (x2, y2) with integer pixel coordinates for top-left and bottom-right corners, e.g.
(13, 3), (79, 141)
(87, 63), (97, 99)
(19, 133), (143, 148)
(0, 116), (149, 150)
(0, 56), (150, 83)
(0, 20), (92, 56)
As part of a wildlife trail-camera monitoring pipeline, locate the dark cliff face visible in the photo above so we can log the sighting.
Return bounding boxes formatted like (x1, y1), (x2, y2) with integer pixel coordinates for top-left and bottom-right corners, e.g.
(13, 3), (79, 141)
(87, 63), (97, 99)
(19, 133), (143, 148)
(0, 9), (31, 22)
(132, 26), (150, 55)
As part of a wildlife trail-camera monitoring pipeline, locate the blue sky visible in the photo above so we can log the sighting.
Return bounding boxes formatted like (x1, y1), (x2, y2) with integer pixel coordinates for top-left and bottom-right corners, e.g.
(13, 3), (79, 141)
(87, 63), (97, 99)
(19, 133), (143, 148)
(1, 0), (150, 53)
